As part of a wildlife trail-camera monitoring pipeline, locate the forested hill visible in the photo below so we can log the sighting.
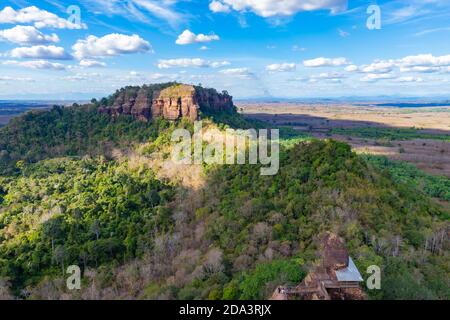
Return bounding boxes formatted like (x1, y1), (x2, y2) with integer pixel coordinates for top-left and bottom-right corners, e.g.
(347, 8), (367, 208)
(0, 83), (243, 175)
(0, 104), (170, 173)
(0, 84), (448, 300)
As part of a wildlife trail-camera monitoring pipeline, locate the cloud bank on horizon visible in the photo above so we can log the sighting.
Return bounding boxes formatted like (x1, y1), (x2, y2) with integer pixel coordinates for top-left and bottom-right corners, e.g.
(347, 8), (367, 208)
(0, 0), (450, 99)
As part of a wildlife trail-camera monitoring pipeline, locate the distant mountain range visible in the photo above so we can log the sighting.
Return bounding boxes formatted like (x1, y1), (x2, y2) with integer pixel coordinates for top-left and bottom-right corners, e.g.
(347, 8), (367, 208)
(235, 96), (450, 105)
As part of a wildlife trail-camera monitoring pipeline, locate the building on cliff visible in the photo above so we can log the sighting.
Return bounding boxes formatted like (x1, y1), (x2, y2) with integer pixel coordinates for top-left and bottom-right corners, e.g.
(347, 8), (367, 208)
(98, 83), (235, 122)
(271, 232), (365, 300)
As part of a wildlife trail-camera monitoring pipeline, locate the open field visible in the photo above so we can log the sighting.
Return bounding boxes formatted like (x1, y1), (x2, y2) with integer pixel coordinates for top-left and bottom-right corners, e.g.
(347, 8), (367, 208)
(239, 103), (450, 177)
(0, 116), (13, 126)
(240, 103), (450, 132)
(341, 136), (450, 177)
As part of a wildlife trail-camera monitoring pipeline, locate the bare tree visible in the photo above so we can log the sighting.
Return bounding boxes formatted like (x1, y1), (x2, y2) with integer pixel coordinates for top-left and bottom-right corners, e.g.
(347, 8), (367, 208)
(0, 278), (14, 300)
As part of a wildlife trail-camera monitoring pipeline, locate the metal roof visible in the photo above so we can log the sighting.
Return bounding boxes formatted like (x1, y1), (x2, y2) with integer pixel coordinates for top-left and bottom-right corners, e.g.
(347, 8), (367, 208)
(335, 257), (364, 282)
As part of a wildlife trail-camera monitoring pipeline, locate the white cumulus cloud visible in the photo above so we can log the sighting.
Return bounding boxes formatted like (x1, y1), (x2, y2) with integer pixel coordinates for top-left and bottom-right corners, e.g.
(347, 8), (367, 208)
(345, 65), (358, 72)
(209, 1), (232, 13)
(3, 59), (66, 70)
(308, 72), (345, 83)
(360, 73), (396, 82)
(400, 66), (441, 73)
(399, 54), (450, 67)
(396, 76), (423, 83)
(266, 63), (296, 72)
(9, 45), (71, 60)
(220, 68), (255, 79)
(220, 67), (250, 75)
(72, 33), (152, 60)
(0, 6), (86, 29)
(60, 72), (101, 81)
(0, 25), (59, 45)
(361, 60), (396, 74)
(158, 58), (230, 69)
(176, 30), (220, 45)
(79, 59), (106, 68)
(348, 54), (450, 75)
(311, 72), (345, 79)
(303, 57), (350, 67)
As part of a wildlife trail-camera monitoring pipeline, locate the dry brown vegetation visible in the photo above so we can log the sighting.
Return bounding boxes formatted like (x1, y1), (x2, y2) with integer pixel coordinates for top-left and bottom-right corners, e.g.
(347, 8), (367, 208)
(0, 116), (13, 126)
(339, 136), (450, 177)
(240, 103), (450, 177)
(240, 103), (450, 132)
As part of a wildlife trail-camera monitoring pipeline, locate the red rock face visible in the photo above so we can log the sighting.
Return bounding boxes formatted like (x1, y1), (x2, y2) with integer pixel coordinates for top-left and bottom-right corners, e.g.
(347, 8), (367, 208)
(131, 88), (151, 122)
(151, 98), (164, 118)
(98, 84), (234, 121)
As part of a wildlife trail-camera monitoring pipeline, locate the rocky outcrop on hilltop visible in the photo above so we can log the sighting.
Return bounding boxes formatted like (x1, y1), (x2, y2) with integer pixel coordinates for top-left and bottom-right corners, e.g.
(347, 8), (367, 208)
(98, 83), (234, 121)
(151, 84), (199, 121)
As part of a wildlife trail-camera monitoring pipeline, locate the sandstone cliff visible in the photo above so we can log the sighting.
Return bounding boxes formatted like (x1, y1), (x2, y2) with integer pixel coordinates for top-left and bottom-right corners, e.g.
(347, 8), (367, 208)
(98, 83), (234, 121)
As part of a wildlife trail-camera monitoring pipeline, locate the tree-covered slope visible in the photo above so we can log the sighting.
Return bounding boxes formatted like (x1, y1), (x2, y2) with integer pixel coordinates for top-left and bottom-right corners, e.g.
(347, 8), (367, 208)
(365, 155), (450, 202)
(172, 140), (449, 300)
(0, 138), (447, 299)
(0, 157), (176, 294)
(0, 104), (174, 174)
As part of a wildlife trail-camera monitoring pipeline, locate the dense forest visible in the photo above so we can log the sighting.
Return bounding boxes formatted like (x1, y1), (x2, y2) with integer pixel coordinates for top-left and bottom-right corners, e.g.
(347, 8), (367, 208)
(0, 104), (174, 174)
(0, 86), (448, 300)
(366, 156), (450, 202)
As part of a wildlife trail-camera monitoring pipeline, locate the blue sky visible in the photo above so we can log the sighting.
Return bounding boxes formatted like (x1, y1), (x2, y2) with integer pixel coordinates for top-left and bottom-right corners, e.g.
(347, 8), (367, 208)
(1, 0), (450, 99)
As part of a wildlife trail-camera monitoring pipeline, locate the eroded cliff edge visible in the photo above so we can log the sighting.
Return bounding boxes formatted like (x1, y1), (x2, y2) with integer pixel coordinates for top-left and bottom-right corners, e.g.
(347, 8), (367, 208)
(98, 83), (235, 121)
